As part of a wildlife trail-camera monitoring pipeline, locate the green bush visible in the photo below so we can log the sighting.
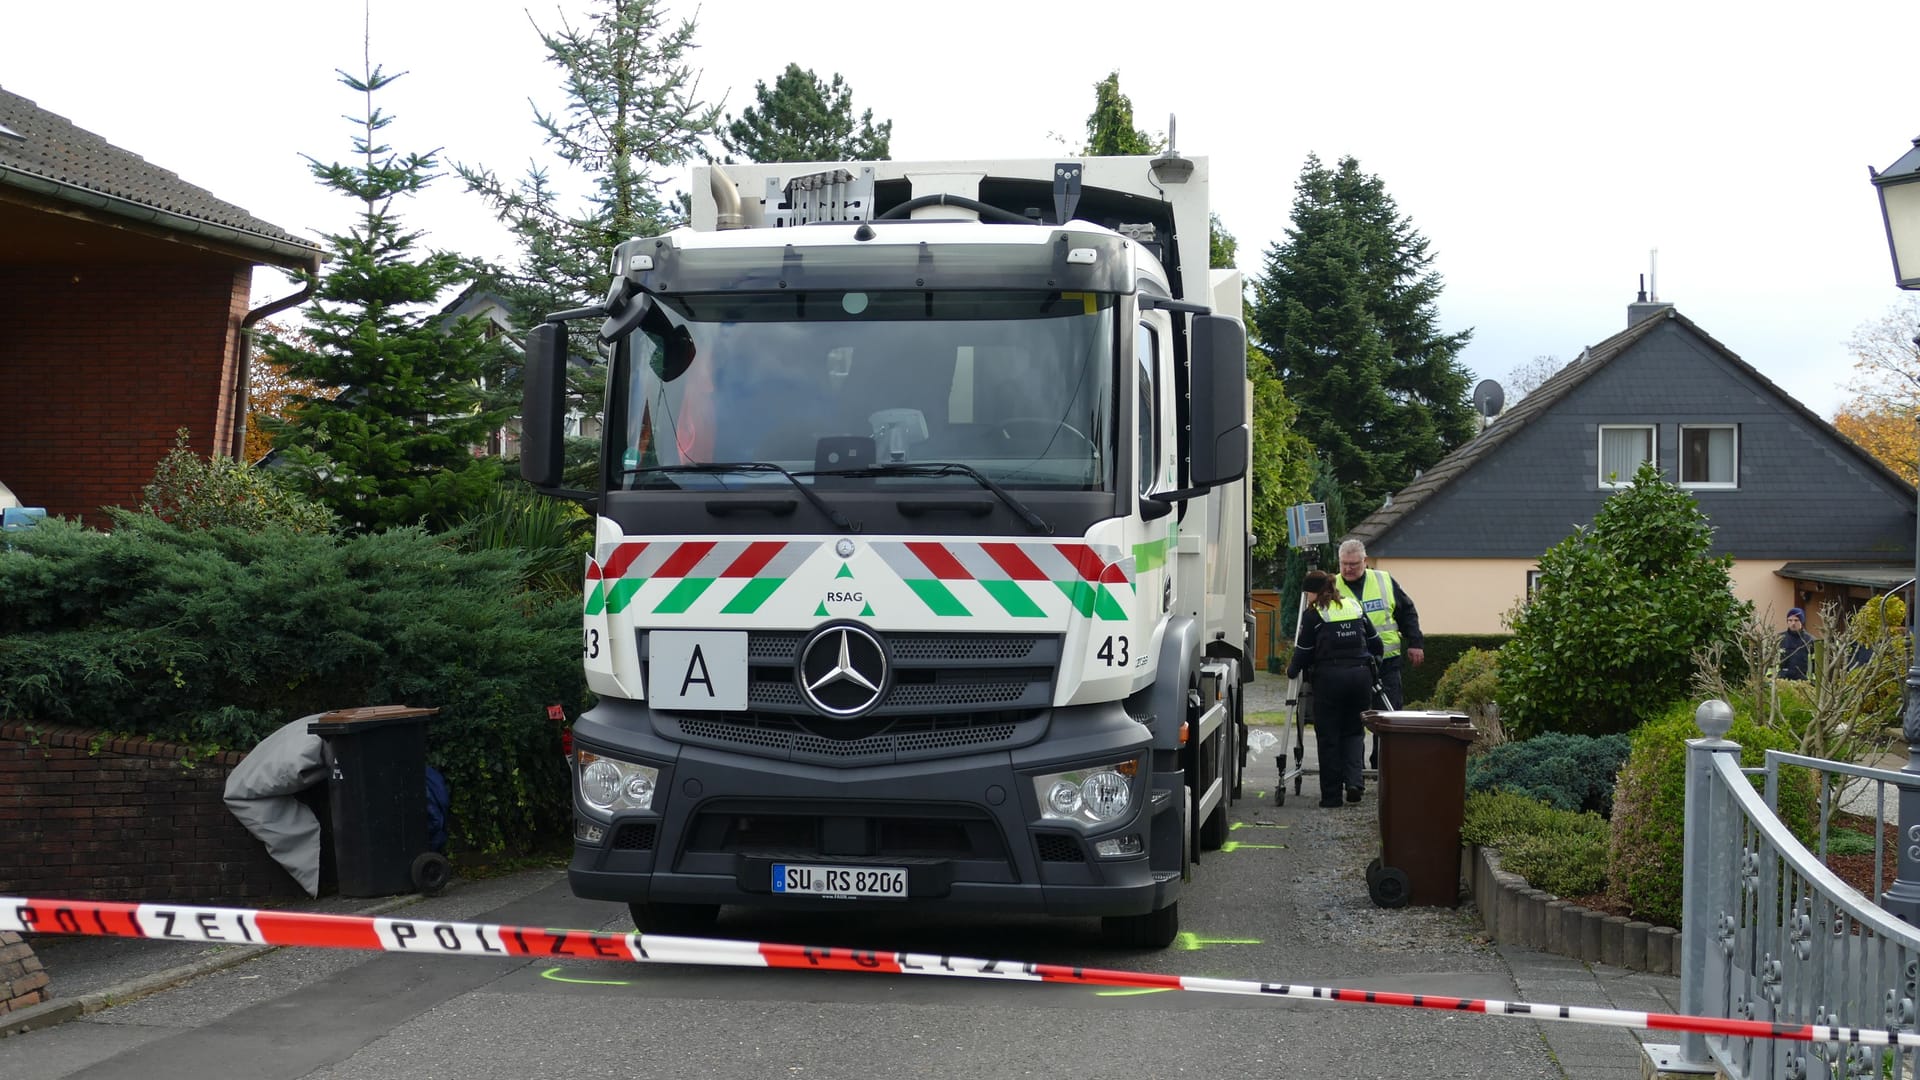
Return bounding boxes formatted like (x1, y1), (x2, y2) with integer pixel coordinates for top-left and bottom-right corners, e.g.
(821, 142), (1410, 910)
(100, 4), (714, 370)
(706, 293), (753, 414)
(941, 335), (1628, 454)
(1402, 634), (1508, 706)
(1463, 790), (1610, 897)
(1466, 731), (1631, 816)
(450, 480), (591, 597)
(1497, 463), (1749, 738)
(0, 512), (585, 853)
(1605, 699), (1816, 929)
(1430, 646), (1500, 714)
(140, 429), (337, 534)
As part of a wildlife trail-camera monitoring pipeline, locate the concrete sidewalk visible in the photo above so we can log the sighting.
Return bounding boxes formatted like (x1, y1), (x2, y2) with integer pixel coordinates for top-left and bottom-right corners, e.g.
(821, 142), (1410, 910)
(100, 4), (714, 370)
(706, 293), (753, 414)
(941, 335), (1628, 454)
(1244, 669), (1685, 1080)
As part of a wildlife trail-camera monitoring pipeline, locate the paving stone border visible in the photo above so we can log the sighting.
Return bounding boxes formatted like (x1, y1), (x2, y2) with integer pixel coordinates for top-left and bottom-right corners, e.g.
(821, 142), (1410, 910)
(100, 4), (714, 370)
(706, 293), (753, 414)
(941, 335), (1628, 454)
(1465, 844), (1679, 974)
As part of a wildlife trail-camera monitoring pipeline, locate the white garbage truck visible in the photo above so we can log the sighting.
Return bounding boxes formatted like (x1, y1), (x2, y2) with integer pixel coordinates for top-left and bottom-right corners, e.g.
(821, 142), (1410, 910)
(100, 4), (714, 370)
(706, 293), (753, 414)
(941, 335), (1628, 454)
(518, 151), (1253, 947)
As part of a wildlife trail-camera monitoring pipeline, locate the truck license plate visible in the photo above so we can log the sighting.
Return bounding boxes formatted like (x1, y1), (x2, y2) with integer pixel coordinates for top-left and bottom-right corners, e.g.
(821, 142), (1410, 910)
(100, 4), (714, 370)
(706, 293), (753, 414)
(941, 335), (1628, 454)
(772, 863), (907, 898)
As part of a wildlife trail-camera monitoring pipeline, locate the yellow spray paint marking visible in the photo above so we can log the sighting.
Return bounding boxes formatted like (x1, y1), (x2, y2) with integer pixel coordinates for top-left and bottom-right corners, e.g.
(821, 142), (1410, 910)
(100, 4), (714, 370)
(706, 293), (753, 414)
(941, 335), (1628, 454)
(540, 966), (632, 987)
(1095, 986), (1175, 997)
(1176, 931), (1264, 950)
(1230, 821), (1291, 831)
(1218, 840), (1285, 853)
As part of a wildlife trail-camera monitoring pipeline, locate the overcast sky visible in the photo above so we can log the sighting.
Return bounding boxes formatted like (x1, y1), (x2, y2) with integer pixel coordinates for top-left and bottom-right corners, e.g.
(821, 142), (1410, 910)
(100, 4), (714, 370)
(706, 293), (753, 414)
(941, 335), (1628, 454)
(7, 0), (1919, 417)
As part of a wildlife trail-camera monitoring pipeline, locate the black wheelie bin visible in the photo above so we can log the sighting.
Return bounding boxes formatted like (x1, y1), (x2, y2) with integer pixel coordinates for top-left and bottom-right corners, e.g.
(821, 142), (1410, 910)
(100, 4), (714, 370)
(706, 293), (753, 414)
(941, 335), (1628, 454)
(308, 705), (449, 897)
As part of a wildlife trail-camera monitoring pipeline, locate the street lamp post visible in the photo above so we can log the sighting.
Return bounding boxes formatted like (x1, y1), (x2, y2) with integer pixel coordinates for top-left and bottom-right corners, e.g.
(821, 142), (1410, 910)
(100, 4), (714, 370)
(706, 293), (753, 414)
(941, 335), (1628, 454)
(1870, 134), (1920, 924)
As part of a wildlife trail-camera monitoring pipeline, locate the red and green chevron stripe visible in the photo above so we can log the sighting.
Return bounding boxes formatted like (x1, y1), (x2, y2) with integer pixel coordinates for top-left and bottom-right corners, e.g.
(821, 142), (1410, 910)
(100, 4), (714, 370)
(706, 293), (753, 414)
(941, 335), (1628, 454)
(586, 541), (818, 615)
(872, 541), (1133, 620)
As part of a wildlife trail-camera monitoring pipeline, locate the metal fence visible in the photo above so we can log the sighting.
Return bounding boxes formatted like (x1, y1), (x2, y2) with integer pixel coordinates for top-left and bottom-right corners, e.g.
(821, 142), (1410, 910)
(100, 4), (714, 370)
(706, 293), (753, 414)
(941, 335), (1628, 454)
(1680, 720), (1920, 1079)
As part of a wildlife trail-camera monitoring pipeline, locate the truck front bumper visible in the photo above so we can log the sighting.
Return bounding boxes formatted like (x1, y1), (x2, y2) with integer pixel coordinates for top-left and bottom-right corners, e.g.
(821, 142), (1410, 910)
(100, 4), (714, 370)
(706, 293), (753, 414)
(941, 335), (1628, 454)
(567, 697), (1181, 918)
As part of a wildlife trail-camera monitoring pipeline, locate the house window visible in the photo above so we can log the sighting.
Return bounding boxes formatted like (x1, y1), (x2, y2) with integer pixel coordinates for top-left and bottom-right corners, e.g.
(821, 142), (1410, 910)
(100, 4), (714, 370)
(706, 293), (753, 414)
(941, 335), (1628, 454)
(1679, 425), (1737, 488)
(1598, 425), (1655, 487)
(1526, 569), (1543, 599)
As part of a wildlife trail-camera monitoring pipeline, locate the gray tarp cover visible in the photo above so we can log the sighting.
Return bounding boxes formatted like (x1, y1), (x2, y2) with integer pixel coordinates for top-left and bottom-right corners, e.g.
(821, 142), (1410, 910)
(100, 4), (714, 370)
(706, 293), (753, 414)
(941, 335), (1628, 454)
(223, 715), (329, 896)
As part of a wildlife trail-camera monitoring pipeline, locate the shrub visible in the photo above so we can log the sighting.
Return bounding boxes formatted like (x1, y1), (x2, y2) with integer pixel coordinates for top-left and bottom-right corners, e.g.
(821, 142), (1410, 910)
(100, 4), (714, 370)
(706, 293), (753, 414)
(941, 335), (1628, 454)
(1401, 633), (1509, 706)
(1431, 645), (1501, 718)
(1463, 790), (1610, 897)
(0, 513), (585, 853)
(140, 429), (336, 534)
(450, 480), (592, 597)
(1497, 463), (1749, 738)
(1466, 731), (1630, 816)
(1605, 699), (1816, 929)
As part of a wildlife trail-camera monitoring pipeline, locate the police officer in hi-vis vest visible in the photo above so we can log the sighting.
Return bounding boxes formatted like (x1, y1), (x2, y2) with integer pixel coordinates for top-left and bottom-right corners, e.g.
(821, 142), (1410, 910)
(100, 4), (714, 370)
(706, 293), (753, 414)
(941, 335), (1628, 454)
(1335, 539), (1425, 766)
(1287, 569), (1385, 807)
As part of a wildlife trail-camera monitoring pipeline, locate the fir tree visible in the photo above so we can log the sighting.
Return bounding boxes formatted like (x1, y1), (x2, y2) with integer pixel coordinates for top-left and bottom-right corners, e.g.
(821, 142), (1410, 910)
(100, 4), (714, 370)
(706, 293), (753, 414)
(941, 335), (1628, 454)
(264, 59), (509, 533)
(718, 63), (892, 163)
(457, 0), (720, 324)
(457, 0), (720, 484)
(1083, 71), (1158, 155)
(1251, 154), (1475, 520)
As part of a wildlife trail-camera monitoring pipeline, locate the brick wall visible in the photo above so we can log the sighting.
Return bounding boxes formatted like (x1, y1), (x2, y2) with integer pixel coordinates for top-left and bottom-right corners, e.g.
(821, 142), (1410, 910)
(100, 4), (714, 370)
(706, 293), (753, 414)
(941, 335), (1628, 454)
(0, 264), (253, 525)
(0, 931), (49, 1016)
(0, 722), (304, 903)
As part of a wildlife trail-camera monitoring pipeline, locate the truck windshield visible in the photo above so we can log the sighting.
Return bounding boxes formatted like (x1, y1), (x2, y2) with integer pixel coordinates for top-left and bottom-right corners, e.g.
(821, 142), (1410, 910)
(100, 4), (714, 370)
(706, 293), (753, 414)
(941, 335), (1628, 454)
(615, 290), (1115, 491)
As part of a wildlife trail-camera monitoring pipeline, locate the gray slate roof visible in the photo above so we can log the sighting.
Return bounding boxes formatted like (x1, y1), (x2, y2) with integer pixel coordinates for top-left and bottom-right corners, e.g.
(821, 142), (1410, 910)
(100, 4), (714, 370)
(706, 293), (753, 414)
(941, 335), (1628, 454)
(0, 87), (322, 269)
(1349, 306), (1913, 549)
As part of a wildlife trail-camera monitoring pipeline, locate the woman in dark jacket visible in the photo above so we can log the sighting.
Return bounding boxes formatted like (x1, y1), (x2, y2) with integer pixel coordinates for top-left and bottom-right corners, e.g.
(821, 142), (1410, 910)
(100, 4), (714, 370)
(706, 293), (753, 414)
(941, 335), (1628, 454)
(1287, 569), (1385, 807)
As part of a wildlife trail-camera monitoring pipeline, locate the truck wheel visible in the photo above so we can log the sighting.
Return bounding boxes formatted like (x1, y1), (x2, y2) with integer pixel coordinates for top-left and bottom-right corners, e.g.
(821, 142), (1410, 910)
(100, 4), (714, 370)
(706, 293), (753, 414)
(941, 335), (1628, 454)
(1101, 901), (1179, 949)
(1231, 683), (1247, 802)
(1199, 796), (1229, 851)
(629, 902), (720, 935)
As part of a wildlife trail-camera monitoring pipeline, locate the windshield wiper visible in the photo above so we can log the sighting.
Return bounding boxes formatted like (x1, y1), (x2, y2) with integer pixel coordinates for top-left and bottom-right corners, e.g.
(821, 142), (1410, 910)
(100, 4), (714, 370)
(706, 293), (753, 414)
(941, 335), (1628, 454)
(801, 462), (1052, 535)
(622, 463), (857, 531)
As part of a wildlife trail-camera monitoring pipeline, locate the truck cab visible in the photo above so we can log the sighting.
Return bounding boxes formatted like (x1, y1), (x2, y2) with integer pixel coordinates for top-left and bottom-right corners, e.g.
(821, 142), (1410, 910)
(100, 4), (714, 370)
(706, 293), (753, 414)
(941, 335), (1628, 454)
(520, 154), (1251, 947)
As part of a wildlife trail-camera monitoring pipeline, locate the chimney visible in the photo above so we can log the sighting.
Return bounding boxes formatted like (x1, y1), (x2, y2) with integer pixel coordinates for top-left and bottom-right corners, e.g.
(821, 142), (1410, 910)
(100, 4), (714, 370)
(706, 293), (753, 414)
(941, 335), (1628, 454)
(1627, 271), (1673, 327)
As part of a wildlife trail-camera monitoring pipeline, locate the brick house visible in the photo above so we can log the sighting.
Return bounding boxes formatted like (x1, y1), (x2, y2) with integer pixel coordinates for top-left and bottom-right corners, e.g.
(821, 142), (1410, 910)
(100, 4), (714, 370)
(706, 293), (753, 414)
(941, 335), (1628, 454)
(1347, 296), (1917, 634)
(0, 87), (324, 524)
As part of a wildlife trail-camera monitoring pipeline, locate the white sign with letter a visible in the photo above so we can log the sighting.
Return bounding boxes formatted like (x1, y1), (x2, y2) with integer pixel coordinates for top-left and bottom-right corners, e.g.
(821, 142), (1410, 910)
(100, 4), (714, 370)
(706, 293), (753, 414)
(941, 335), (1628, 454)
(648, 631), (747, 710)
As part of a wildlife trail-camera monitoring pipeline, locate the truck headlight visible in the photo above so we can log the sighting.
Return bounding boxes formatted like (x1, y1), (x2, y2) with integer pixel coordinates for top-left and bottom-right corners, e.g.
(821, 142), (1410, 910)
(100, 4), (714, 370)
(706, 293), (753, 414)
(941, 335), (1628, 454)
(577, 751), (659, 818)
(1032, 760), (1136, 825)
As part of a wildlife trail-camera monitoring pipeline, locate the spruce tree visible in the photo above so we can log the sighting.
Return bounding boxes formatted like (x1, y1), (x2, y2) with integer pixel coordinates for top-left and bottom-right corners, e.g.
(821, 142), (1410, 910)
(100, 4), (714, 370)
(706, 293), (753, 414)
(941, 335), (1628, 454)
(1083, 71), (1158, 155)
(458, 0), (719, 326)
(457, 0), (720, 484)
(718, 64), (892, 163)
(264, 59), (509, 533)
(1251, 155), (1475, 520)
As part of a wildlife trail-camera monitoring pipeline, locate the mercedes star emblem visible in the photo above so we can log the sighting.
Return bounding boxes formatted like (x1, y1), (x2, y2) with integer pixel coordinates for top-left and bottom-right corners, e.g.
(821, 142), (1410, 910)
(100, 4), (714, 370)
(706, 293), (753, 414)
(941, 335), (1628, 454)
(797, 623), (888, 718)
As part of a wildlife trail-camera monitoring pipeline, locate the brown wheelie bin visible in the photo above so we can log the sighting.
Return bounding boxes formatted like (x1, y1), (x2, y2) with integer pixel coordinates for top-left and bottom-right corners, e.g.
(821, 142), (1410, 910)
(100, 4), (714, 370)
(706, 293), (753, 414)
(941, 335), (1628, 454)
(1361, 710), (1476, 908)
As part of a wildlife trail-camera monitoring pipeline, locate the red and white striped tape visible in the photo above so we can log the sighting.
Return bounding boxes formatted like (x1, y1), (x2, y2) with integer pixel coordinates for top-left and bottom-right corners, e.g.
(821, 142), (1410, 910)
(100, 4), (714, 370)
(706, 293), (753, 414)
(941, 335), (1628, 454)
(4, 895), (1909, 1049)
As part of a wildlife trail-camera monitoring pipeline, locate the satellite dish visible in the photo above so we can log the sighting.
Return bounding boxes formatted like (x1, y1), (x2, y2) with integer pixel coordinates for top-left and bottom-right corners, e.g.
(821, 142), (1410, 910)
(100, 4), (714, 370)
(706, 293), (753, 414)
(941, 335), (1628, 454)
(1472, 379), (1506, 418)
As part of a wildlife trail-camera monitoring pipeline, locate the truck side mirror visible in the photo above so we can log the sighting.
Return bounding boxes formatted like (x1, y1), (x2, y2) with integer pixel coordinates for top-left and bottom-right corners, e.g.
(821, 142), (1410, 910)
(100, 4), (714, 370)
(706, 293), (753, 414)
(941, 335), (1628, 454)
(520, 322), (567, 489)
(1188, 314), (1249, 488)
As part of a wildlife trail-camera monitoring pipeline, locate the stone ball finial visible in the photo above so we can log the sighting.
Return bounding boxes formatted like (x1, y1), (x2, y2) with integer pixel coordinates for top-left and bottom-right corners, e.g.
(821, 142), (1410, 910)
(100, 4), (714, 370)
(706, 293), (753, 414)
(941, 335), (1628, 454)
(1695, 698), (1734, 739)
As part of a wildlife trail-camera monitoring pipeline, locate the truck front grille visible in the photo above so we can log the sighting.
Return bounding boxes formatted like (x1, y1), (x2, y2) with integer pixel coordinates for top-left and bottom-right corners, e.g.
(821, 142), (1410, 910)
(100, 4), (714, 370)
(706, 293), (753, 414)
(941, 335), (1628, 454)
(642, 630), (1060, 764)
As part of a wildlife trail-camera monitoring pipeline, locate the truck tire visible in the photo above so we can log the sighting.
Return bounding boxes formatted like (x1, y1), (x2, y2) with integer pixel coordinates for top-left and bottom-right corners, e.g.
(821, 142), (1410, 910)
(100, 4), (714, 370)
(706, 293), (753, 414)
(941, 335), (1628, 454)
(1101, 901), (1179, 949)
(1231, 680), (1247, 802)
(629, 901), (720, 935)
(1199, 790), (1229, 851)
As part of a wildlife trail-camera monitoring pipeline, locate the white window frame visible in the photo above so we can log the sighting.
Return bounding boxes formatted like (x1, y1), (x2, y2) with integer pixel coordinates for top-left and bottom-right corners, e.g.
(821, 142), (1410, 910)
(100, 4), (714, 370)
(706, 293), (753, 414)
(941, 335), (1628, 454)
(1526, 569), (1544, 599)
(1135, 321), (1159, 496)
(1597, 424), (1656, 488)
(1677, 424), (1739, 490)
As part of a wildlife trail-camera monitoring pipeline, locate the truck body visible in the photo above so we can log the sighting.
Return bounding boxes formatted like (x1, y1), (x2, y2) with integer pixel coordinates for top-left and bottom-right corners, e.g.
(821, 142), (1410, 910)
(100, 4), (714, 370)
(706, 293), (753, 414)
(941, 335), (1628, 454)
(519, 153), (1253, 947)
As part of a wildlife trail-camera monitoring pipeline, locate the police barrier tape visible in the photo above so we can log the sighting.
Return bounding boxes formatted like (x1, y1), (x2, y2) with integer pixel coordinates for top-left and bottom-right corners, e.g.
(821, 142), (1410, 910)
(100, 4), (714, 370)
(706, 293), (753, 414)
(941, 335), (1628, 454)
(4, 894), (1912, 1049)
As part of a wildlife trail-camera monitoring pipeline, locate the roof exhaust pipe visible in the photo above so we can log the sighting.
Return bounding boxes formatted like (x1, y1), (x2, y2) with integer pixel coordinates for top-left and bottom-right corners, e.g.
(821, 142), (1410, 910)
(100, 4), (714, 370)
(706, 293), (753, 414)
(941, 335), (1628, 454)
(709, 162), (744, 231)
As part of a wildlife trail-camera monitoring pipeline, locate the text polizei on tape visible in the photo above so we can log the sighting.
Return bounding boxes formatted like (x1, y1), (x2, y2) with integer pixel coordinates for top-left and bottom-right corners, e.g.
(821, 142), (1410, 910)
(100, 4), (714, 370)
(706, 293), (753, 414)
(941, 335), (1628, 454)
(2, 894), (1905, 1049)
